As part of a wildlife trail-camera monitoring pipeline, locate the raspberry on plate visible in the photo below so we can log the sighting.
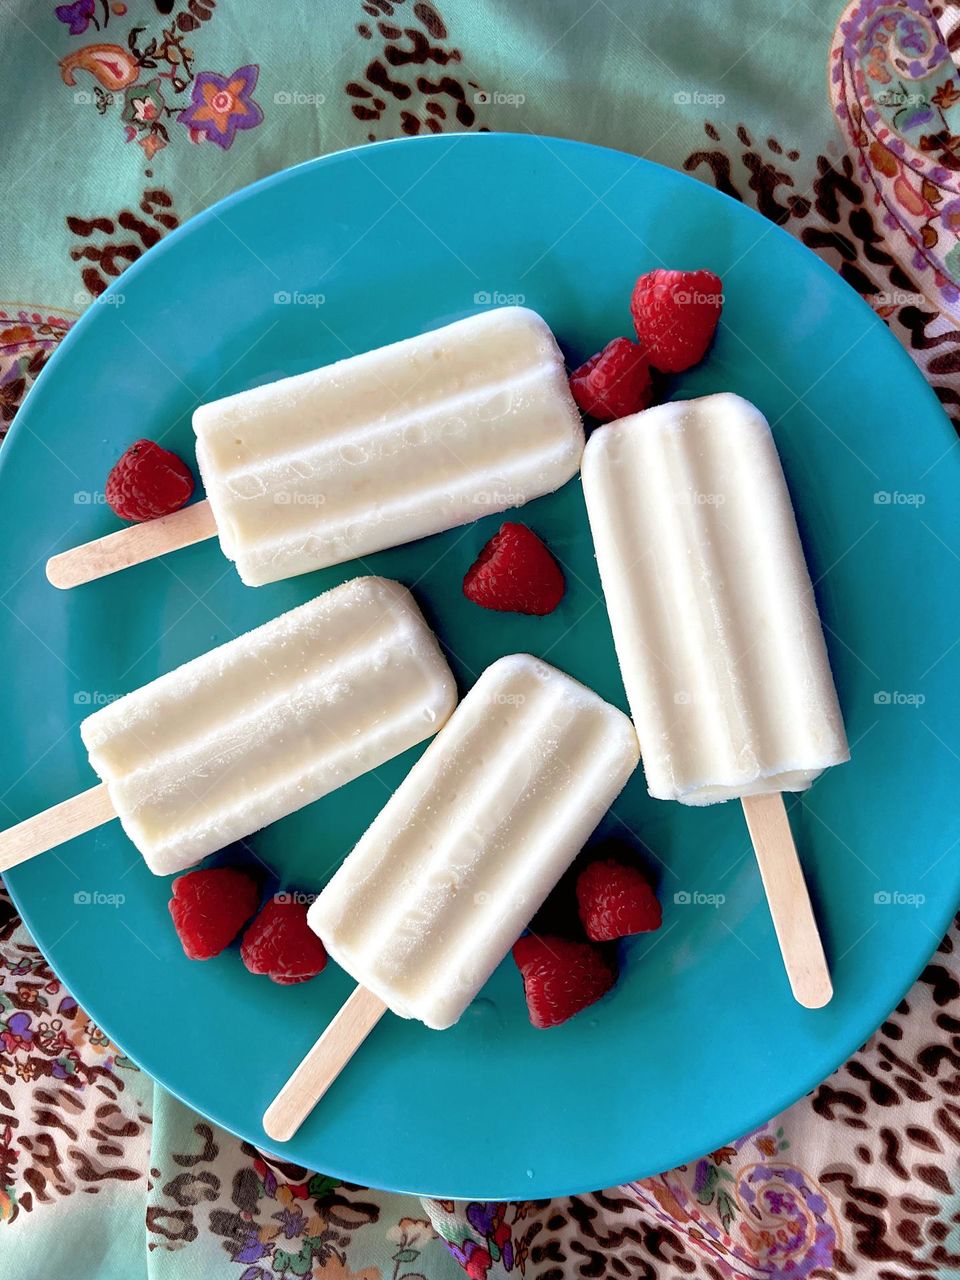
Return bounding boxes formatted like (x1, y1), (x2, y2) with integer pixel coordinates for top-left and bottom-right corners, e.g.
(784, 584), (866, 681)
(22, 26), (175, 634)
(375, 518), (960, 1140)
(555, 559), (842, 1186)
(241, 897), (327, 984)
(105, 438), (195, 522)
(463, 522), (565, 615)
(169, 867), (260, 961)
(577, 857), (662, 942)
(512, 934), (617, 1028)
(569, 337), (654, 421)
(630, 268), (723, 373)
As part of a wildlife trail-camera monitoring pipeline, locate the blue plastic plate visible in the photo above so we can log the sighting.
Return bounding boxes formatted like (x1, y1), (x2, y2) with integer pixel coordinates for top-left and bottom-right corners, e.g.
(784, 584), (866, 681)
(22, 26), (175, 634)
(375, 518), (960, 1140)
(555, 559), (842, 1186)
(2, 134), (958, 1199)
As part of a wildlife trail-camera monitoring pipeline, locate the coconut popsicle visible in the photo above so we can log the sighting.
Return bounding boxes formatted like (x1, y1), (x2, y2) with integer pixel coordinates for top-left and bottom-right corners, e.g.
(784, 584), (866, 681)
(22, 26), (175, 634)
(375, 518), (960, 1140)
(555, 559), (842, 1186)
(581, 393), (847, 1009)
(0, 577), (457, 876)
(581, 393), (849, 804)
(264, 655), (639, 1141)
(47, 308), (585, 589)
(309, 654), (641, 1029)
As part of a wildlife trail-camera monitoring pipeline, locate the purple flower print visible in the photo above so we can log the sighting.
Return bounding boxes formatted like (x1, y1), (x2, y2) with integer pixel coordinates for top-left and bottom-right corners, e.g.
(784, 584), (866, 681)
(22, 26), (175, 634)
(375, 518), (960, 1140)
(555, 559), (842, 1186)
(55, 0), (96, 36)
(273, 1205), (306, 1240)
(177, 65), (264, 149)
(233, 1229), (273, 1265)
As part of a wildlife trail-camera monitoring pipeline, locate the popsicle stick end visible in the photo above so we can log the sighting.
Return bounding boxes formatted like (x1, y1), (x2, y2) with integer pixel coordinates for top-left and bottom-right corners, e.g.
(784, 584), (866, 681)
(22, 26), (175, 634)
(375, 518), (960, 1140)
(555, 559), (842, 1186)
(792, 970), (834, 1009)
(44, 500), (217, 591)
(741, 792), (833, 1011)
(265, 986), (387, 1142)
(46, 552), (87, 590)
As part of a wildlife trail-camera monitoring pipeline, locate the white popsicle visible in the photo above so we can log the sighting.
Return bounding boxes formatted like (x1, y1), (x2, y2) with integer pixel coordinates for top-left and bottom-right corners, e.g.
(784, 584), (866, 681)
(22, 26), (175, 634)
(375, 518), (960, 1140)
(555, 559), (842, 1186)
(193, 307), (584, 586)
(581, 393), (849, 805)
(580, 393), (843, 1010)
(307, 654), (640, 1030)
(79, 577), (456, 874)
(46, 308), (584, 591)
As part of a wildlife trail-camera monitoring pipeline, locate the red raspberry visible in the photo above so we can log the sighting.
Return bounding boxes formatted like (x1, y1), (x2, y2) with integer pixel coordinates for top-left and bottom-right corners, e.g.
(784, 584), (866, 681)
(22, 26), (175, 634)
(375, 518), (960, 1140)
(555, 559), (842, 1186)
(630, 268), (723, 372)
(569, 337), (654, 421)
(512, 934), (617, 1028)
(240, 897), (327, 984)
(463, 522), (565, 615)
(168, 868), (260, 961)
(105, 438), (195, 522)
(576, 857), (661, 941)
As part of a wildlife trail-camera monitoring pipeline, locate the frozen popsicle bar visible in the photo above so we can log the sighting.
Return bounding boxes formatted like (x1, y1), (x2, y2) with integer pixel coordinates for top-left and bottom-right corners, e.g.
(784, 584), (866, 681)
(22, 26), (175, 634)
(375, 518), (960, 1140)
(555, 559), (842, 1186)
(192, 307), (584, 586)
(307, 654), (640, 1030)
(581, 393), (849, 805)
(79, 577), (457, 874)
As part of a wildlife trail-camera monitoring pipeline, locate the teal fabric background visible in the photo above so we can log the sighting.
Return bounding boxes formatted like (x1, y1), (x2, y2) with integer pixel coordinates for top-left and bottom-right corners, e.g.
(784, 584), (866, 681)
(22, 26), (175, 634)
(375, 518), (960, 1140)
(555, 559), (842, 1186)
(0, 0), (838, 307)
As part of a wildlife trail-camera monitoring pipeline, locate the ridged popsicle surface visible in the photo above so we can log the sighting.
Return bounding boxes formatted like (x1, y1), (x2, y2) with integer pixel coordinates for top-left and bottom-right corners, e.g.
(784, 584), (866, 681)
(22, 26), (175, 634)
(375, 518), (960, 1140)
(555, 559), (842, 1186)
(581, 393), (849, 805)
(309, 654), (640, 1029)
(194, 308), (584, 585)
(80, 577), (457, 874)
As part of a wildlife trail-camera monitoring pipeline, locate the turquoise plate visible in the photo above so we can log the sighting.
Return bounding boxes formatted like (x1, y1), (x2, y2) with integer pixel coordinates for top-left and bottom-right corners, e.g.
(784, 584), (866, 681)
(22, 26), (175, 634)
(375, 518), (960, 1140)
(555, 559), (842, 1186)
(2, 134), (958, 1200)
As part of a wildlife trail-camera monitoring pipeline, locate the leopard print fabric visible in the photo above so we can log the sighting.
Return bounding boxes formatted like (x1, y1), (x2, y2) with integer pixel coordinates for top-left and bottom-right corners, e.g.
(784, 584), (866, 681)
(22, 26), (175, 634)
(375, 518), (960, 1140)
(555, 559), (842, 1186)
(0, 890), (148, 1223)
(683, 122), (960, 428)
(423, 918), (960, 1277)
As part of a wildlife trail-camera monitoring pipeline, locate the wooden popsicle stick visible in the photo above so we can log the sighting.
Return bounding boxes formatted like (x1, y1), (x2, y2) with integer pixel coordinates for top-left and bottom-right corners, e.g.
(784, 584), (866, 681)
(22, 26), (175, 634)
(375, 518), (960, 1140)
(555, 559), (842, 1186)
(46, 500), (218, 590)
(741, 792), (833, 1009)
(0, 783), (116, 874)
(263, 986), (387, 1143)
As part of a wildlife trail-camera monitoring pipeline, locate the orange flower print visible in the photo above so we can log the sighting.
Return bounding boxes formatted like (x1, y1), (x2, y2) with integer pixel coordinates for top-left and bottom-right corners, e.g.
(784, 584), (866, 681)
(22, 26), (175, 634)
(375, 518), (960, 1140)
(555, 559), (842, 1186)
(178, 65), (264, 149)
(137, 133), (166, 161)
